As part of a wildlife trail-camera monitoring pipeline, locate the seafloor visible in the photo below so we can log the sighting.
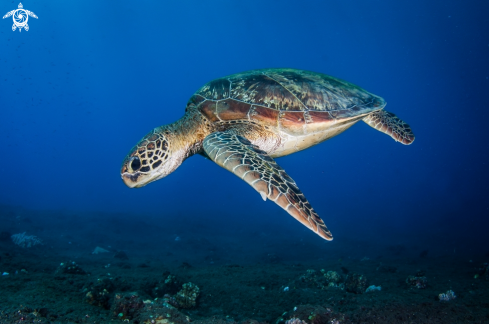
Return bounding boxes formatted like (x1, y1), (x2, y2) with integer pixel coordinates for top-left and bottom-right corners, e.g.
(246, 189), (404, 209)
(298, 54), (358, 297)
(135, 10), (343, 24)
(0, 204), (488, 324)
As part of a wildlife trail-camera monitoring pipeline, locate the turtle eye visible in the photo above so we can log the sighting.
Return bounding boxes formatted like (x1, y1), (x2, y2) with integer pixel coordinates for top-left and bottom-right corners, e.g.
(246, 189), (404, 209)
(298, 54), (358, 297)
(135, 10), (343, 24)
(129, 156), (141, 172)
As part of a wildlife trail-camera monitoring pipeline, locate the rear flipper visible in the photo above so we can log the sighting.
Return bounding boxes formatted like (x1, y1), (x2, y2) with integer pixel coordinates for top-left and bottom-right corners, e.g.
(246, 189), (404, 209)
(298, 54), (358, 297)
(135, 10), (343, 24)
(363, 110), (415, 145)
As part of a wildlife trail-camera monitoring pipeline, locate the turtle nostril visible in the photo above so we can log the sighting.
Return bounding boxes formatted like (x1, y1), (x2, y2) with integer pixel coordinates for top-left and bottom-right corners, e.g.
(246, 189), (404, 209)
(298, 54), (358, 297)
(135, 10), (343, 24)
(129, 156), (141, 172)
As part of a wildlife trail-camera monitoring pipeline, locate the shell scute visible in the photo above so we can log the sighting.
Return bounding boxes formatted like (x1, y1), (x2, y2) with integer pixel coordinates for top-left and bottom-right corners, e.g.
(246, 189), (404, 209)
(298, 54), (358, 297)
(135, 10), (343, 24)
(198, 78), (230, 100)
(249, 106), (279, 125)
(266, 69), (383, 112)
(216, 99), (250, 121)
(192, 69), (386, 132)
(198, 100), (219, 122)
(228, 73), (304, 111)
(307, 111), (334, 122)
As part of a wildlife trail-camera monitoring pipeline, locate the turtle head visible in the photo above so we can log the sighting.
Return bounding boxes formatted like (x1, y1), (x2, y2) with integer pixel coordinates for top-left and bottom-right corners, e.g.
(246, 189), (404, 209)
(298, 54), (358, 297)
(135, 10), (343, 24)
(121, 127), (180, 188)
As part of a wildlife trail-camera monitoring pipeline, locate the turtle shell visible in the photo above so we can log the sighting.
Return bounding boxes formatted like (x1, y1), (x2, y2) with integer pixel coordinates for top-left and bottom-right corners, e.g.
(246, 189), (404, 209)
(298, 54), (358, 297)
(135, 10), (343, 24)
(187, 68), (385, 135)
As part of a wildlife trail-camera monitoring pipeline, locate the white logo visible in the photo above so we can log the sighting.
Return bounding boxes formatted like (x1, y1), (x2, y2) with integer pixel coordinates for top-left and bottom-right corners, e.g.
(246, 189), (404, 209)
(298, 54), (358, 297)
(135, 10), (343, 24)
(3, 3), (37, 32)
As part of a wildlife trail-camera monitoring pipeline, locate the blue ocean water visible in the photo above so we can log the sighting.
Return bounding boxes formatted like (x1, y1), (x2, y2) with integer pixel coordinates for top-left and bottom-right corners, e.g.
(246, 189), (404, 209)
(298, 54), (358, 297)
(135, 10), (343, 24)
(1, 0), (488, 262)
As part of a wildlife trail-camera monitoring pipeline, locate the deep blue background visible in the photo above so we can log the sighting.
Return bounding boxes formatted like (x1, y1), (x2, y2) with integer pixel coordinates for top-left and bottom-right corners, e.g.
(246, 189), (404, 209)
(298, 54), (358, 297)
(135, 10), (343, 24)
(1, 0), (488, 254)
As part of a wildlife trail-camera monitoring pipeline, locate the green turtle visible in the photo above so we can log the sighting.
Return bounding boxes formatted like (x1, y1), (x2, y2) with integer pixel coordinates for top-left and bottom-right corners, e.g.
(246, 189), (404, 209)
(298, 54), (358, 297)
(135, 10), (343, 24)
(121, 68), (414, 240)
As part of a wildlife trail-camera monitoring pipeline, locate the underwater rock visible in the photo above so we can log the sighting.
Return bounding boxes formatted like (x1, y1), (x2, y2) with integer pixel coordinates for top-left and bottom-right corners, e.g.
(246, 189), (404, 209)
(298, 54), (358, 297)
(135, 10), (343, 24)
(345, 272), (368, 294)
(134, 300), (189, 324)
(111, 291), (145, 320)
(84, 277), (116, 309)
(85, 289), (111, 309)
(55, 261), (87, 275)
(175, 282), (200, 309)
(406, 275), (428, 289)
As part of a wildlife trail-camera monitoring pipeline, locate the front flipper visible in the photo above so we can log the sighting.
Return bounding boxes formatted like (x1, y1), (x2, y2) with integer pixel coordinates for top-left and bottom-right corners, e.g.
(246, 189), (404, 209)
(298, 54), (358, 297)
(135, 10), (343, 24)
(203, 131), (333, 241)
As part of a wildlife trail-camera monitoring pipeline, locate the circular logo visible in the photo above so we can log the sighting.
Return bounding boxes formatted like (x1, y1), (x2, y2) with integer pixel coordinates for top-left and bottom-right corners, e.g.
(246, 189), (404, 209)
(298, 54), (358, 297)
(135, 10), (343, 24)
(13, 9), (28, 27)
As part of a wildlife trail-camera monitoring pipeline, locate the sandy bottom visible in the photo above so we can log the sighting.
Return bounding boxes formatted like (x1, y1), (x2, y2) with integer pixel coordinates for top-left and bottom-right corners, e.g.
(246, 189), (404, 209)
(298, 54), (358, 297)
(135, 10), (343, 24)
(0, 205), (488, 323)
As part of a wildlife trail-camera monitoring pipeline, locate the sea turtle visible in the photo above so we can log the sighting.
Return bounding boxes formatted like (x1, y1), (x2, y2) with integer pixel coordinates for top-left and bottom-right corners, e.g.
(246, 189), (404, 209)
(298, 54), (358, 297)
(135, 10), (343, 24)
(2, 3), (37, 32)
(121, 68), (414, 240)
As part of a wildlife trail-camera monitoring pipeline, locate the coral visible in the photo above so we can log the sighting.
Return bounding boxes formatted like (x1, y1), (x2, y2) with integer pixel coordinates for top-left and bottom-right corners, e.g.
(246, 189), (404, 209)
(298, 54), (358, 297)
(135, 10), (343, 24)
(323, 270), (341, 284)
(10, 232), (42, 248)
(438, 290), (456, 301)
(174, 282), (200, 309)
(345, 272), (368, 294)
(406, 275), (427, 289)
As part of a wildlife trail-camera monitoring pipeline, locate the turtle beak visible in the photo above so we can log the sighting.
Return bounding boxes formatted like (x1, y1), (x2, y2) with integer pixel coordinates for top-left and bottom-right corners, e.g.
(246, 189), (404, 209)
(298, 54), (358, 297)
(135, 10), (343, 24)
(121, 156), (144, 188)
(121, 172), (141, 188)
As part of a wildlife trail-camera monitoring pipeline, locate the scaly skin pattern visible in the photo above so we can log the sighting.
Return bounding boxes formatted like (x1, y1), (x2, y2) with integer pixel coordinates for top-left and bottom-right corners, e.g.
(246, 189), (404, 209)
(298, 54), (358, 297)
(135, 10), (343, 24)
(203, 132), (333, 240)
(121, 68), (415, 240)
(121, 109), (214, 187)
(363, 110), (415, 144)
